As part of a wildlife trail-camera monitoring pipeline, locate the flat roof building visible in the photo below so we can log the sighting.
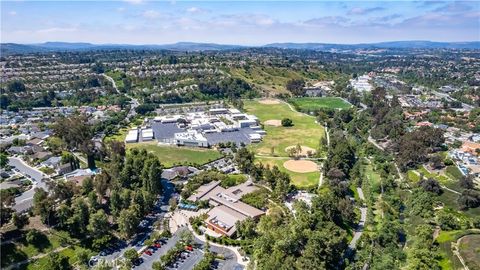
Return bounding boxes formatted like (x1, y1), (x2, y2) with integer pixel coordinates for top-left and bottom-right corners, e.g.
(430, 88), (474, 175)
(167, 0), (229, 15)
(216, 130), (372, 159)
(125, 129), (138, 143)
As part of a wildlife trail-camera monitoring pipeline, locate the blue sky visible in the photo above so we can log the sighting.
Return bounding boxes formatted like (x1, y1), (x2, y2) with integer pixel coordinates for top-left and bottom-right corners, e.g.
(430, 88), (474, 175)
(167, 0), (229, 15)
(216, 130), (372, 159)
(1, 1), (479, 45)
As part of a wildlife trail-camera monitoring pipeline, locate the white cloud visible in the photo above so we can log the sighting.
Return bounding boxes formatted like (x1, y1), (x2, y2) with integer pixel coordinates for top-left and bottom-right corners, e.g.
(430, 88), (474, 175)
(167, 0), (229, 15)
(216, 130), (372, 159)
(124, 0), (143, 5)
(142, 10), (161, 19)
(9, 11), (17, 16)
(116, 7), (126, 12)
(186, 7), (208, 14)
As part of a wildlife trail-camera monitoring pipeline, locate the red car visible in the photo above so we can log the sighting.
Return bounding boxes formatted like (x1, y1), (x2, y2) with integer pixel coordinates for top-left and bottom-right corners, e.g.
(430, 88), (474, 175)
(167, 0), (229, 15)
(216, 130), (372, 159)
(185, 245), (193, 251)
(144, 250), (152, 256)
(154, 243), (161, 248)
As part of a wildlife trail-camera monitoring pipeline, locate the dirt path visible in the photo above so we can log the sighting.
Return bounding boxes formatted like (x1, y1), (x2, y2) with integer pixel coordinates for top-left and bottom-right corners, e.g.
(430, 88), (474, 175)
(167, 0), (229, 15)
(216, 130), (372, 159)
(452, 235), (470, 270)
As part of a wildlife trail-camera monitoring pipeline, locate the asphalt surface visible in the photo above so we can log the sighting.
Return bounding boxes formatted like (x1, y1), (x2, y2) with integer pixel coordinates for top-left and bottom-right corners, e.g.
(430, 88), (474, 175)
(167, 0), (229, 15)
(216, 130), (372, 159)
(100, 180), (175, 264)
(348, 187), (367, 250)
(138, 227), (242, 270)
(98, 177), (242, 270)
(9, 157), (48, 213)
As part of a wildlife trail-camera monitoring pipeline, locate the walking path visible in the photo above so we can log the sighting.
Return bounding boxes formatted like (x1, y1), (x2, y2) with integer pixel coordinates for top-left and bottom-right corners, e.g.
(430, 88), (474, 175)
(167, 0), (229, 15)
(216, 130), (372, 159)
(102, 73), (139, 120)
(4, 246), (69, 270)
(452, 235), (470, 270)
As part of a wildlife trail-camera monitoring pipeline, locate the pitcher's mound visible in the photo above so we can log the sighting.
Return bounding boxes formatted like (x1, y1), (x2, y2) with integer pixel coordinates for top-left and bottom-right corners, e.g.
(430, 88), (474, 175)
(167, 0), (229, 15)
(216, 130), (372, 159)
(285, 145), (316, 156)
(259, 99), (280, 105)
(264, 119), (282, 127)
(283, 160), (317, 173)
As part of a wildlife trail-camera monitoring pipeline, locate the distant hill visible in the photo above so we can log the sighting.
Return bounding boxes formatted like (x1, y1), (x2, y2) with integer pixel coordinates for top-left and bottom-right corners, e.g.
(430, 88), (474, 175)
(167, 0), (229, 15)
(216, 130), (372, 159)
(264, 41), (480, 50)
(0, 42), (245, 55)
(1, 40), (479, 55)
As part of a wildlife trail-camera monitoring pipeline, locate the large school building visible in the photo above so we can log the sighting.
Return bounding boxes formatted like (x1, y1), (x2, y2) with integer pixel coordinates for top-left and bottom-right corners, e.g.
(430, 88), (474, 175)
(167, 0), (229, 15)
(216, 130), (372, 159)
(125, 107), (265, 147)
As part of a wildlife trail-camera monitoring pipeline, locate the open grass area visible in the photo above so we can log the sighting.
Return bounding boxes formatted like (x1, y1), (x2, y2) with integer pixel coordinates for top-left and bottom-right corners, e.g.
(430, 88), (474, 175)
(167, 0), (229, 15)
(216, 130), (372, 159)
(446, 165), (463, 180)
(288, 97), (352, 111)
(105, 70), (125, 90)
(364, 164), (382, 196)
(126, 142), (222, 168)
(244, 99), (324, 157)
(228, 66), (338, 95)
(1, 230), (73, 268)
(103, 127), (129, 143)
(255, 157), (319, 188)
(436, 230), (480, 270)
(458, 234), (480, 270)
(407, 170), (421, 182)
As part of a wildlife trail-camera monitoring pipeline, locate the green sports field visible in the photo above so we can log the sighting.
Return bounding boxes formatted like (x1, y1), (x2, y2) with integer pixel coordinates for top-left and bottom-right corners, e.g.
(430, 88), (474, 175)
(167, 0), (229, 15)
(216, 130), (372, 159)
(244, 99), (325, 157)
(288, 97), (352, 110)
(255, 157), (319, 189)
(126, 142), (222, 168)
(244, 99), (324, 188)
(104, 129), (222, 168)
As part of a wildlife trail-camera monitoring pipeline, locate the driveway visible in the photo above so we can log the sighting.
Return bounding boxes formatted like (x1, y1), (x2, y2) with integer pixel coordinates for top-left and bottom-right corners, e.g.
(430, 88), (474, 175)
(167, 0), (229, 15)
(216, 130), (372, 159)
(8, 157), (48, 212)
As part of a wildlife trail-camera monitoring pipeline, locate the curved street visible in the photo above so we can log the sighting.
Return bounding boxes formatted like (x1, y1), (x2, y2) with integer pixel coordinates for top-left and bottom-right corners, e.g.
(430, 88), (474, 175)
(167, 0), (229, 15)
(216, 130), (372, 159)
(8, 157), (49, 213)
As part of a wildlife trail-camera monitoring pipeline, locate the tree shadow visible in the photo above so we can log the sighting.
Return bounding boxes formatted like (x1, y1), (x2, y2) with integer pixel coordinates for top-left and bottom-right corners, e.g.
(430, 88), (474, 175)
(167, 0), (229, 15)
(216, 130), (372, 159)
(0, 243), (28, 268)
(18, 231), (52, 252)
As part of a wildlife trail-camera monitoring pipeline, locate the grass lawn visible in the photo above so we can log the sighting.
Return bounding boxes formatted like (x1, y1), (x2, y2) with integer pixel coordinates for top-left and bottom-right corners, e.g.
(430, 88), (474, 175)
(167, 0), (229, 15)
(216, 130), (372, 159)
(364, 164), (382, 197)
(255, 157), (319, 188)
(244, 99), (324, 157)
(1, 230), (73, 268)
(446, 166), (463, 180)
(288, 97), (352, 111)
(105, 70), (125, 90)
(407, 170), (421, 182)
(103, 127), (129, 143)
(126, 142), (222, 168)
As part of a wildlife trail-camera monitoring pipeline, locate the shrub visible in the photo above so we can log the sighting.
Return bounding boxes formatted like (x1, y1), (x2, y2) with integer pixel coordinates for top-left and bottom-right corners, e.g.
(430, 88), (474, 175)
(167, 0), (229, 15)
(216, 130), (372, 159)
(281, 118), (293, 127)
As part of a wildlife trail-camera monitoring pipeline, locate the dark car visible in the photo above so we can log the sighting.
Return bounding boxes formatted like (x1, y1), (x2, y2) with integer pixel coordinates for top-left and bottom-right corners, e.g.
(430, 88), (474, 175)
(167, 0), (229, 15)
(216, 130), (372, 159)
(133, 258), (143, 266)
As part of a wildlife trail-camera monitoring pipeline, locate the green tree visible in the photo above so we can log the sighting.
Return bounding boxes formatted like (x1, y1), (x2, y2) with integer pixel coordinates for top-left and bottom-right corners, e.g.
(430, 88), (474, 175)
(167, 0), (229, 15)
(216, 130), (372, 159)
(152, 261), (165, 270)
(33, 188), (54, 225)
(44, 252), (72, 270)
(75, 248), (91, 267)
(88, 209), (109, 237)
(12, 212), (29, 229)
(0, 153), (8, 168)
(123, 248), (138, 262)
(118, 208), (140, 239)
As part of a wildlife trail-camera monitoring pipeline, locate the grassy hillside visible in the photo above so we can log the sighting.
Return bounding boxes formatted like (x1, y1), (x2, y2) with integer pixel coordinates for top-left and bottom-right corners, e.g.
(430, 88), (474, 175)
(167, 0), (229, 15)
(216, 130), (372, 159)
(289, 97), (352, 110)
(228, 65), (341, 95)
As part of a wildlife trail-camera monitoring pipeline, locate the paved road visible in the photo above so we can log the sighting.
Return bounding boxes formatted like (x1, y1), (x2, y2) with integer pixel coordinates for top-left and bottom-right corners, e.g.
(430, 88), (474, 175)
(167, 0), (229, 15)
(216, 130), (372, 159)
(100, 180), (175, 264)
(8, 157), (48, 212)
(349, 187), (367, 250)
